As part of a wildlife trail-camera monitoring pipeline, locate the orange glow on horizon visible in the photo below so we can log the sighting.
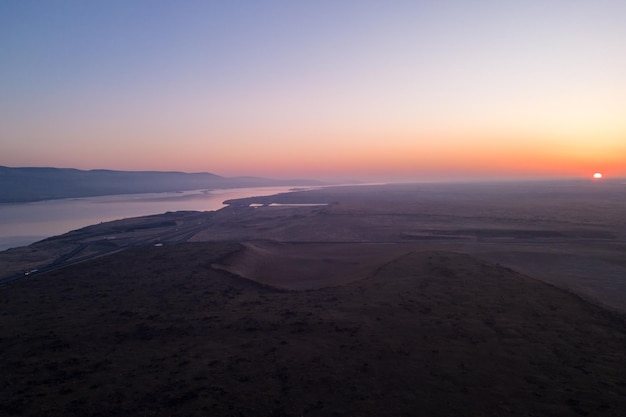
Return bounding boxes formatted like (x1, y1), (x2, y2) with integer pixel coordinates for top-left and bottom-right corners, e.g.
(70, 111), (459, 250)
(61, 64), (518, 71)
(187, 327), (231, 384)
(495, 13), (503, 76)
(5, 122), (625, 181)
(183, 127), (626, 181)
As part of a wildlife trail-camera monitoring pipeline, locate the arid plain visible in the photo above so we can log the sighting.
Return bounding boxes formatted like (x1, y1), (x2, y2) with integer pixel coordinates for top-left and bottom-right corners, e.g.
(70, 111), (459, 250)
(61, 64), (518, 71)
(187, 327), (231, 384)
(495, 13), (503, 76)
(1, 181), (625, 416)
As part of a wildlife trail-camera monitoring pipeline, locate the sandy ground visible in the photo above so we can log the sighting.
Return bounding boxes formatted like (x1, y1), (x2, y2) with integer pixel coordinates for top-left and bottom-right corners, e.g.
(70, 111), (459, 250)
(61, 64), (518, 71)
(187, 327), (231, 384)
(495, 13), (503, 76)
(213, 241), (424, 290)
(196, 181), (626, 312)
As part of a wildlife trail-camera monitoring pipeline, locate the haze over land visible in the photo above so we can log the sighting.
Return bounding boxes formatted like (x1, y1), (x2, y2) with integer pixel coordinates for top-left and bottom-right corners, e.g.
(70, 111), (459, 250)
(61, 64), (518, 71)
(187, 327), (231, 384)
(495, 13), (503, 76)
(1, 1), (625, 181)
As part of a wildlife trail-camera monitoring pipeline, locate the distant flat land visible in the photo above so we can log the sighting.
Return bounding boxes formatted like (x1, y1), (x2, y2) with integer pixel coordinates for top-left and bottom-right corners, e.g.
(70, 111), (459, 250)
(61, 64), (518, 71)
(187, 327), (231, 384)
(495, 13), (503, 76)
(210, 181), (626, 311)
(1, 181), (625, 416)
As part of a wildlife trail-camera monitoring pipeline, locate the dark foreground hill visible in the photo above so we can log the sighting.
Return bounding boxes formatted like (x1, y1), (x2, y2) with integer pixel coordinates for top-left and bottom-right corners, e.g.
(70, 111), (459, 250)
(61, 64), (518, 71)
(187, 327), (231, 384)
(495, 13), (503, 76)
(1, 242), (624, 417)
(0, 166), (321, 202)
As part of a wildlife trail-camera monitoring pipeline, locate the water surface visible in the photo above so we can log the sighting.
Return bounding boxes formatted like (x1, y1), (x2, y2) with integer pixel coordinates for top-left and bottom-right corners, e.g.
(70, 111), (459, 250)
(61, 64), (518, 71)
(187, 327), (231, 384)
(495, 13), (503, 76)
(0, 186), (304, 251)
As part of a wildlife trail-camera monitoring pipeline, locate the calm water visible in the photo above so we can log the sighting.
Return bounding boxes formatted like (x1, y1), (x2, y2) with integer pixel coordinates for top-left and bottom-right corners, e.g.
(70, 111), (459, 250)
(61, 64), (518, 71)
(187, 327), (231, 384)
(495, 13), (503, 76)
(0, 186), (306, 251)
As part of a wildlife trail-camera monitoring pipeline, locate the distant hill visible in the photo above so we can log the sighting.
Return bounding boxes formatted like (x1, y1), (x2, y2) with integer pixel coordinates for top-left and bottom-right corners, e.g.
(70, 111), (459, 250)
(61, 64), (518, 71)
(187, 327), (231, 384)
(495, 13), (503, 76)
(0, 166), (323, 203)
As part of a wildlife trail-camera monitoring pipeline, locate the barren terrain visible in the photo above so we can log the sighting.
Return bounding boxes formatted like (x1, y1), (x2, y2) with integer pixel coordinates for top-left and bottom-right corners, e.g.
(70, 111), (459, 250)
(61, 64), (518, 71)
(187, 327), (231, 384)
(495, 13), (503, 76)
(1, 180), (625, 416)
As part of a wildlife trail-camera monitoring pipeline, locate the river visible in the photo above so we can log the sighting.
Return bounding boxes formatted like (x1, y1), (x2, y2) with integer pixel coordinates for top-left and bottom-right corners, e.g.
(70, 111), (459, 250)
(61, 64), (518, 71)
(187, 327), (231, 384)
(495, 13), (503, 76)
(0, 186), (307, 251)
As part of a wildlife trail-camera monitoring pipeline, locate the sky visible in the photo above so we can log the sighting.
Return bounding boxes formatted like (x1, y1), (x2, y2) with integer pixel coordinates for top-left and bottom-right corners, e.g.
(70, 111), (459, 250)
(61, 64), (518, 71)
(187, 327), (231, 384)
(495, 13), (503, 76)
(1, 1), (625, 181)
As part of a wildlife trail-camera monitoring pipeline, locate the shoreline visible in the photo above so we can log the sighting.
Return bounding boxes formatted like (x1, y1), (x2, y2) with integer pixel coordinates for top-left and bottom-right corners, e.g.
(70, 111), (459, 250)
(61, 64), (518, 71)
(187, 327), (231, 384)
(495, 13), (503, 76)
(0, 185), (316, 251)
(2, 181), (626, 313)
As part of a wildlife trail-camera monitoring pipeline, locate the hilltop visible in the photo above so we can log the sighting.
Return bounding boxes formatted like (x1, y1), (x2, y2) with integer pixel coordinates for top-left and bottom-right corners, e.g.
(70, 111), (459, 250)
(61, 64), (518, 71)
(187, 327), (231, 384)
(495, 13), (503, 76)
(2, 242), (625, 416)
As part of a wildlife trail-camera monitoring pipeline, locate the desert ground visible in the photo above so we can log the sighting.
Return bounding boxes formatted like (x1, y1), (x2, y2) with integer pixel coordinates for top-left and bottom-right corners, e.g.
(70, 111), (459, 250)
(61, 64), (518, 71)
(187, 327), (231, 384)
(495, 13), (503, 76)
(1, 181), (625, 416)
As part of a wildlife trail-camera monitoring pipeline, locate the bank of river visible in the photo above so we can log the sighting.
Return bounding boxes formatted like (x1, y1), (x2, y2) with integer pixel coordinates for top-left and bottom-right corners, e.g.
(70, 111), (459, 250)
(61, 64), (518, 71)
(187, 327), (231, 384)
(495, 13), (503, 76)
(0, 186), (310, 251)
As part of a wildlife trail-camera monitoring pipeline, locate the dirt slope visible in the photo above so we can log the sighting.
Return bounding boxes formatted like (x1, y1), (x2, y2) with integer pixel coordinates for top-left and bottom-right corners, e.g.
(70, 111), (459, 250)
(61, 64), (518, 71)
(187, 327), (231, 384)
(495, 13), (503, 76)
(1, 242), (624, 416)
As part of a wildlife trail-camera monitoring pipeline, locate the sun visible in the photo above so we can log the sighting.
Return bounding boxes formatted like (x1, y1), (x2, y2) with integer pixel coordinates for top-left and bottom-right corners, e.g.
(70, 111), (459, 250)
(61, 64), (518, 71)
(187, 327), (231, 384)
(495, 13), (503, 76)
(593, 172), (603, 179)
